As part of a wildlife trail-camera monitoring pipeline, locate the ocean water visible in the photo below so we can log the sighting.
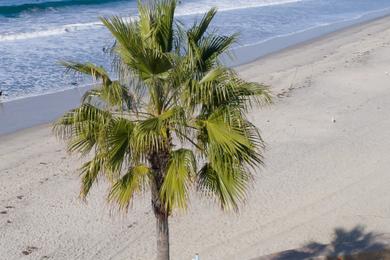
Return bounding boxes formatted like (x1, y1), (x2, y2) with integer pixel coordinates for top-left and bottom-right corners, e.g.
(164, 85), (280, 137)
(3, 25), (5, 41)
(1, 0), (390, 102)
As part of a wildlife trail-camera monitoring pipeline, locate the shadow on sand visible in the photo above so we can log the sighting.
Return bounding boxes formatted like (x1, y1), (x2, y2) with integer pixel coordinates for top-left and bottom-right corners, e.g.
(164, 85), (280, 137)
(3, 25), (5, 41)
(261, 225), (389, 260)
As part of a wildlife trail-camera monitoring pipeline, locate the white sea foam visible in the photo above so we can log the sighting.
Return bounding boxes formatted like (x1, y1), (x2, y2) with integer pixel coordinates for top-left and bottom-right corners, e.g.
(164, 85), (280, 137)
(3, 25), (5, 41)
(3, 0), (390, 103)
(176, 0), (303, 16)
(0, 22), (103, 41)
(0, 0), (303, 42)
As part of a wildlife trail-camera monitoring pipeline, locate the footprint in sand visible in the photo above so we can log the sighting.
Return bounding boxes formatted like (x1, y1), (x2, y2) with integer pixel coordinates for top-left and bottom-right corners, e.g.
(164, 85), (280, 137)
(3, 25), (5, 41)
(0, 211), (7, 215)
(17, 195), (24, 200)
(39, 178), (49, 184)
(22, 246), (38, 255)
(128, 221), (137, 228)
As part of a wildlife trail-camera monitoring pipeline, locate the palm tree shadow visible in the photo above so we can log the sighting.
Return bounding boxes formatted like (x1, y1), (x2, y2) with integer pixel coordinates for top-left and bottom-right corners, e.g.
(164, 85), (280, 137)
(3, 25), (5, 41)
(269, 225), (388, 260)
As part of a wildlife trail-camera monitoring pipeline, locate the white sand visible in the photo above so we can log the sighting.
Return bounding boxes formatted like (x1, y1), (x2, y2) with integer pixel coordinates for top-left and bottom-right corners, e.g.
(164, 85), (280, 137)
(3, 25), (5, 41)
(2, 16), (390, 259)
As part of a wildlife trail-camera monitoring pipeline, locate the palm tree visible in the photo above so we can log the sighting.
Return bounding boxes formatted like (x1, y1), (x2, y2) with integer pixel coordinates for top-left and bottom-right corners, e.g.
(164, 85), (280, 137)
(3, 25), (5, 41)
(54, 1), (271, 259)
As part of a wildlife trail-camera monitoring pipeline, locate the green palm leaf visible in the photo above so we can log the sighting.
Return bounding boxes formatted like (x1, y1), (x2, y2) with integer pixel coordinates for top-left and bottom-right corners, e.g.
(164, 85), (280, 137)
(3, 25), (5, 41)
(187, 7), (217, 44)
(160, 149), (196, 211)
(61, 61), (112, 85)
(108, 165), (151, 210)
(104, 118), (135, 173)
(197, 163), (252, 211)
(80, 156), (105, 199)
(53, 104), (111, 154)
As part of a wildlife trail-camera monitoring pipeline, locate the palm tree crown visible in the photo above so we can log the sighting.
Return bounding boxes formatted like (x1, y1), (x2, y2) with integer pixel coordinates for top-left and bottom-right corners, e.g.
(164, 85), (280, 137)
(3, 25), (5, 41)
(54, 1), (270, 259)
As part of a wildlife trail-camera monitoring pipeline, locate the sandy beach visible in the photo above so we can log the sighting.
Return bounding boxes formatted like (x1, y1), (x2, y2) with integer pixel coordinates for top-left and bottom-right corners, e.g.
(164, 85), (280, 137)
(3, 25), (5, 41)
(2, 15), (390, 259)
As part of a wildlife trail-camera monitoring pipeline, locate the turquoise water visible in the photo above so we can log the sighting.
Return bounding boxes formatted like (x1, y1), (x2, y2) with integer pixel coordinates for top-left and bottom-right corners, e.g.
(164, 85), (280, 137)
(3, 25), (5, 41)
(1, 0), (390, 101)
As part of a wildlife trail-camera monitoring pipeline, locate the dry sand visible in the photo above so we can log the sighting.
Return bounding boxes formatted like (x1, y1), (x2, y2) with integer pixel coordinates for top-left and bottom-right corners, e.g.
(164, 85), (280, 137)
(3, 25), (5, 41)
(2, 16), (390, 260)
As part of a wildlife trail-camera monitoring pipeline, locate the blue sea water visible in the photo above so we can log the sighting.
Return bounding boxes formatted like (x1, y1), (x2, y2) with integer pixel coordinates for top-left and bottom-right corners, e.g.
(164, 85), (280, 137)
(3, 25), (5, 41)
(1, 0), (390, 101)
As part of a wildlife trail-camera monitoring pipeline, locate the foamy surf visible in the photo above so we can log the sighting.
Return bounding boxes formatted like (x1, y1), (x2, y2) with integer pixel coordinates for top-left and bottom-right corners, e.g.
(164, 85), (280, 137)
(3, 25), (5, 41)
(176, 0), (303, 16)
(0, 0), (125, 17)
(0, 22), (103, 41)
(2, 0), (390, 102)
(0, 0), (303, 42)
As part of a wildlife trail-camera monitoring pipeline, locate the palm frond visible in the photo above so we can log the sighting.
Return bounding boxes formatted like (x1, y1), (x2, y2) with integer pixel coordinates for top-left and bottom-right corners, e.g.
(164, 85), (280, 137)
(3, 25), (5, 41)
(182, 67), (271, 112)
(197, 163), (251, 211)
(80, 155), (105, 199)
(61, 61), (112, 86)
(187, 7), (217, 43)
(108, 165), (151, 210)
(186, 33), (237, 72)
(100, 16), (139, 52)
(154, 0), (176, 52)
(104, 117), (135, 173)
(53, 104), (111, 154)
(160, 149), (196, 211)
(101, 8), (175, 78)
(197, 107), (264, 169)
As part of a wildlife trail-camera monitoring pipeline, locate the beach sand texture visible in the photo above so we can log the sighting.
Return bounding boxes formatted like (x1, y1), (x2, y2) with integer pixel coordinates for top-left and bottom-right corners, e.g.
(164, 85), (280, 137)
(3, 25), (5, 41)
(2, 16), (390, 259)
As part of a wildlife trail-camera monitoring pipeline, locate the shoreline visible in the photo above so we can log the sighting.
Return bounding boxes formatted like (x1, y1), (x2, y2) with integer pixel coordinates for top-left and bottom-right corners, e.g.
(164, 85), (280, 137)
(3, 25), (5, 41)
(2, 10), (390, 260)
(221, 6), (390, 67)
(0, 86), (90, 136)
(1, 10), (390, 136)
(233, 7), (390, 67)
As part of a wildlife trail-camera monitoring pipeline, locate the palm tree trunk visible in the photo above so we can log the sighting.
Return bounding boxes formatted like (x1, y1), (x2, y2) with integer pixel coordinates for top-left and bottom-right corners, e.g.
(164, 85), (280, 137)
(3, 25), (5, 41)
(149, 150), (171, 260)
(156, 211), (170, 260)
